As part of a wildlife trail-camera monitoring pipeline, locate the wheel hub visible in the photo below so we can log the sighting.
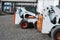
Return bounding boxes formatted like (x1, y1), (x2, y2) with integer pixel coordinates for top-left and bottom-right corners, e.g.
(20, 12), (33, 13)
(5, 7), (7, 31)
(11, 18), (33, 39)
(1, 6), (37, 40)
(22, 22), (27, 28)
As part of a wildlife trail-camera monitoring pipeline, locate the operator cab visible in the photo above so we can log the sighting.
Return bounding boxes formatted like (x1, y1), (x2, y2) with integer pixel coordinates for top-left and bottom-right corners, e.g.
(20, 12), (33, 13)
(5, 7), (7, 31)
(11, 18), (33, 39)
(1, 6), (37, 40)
(47, 6), (60, 24)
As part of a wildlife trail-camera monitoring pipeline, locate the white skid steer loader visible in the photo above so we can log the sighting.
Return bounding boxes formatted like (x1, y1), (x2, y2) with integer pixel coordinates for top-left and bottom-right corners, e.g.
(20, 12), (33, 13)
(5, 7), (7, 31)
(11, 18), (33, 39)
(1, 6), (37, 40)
(14, 0), (60, 40)
(14, 7), (38, 29)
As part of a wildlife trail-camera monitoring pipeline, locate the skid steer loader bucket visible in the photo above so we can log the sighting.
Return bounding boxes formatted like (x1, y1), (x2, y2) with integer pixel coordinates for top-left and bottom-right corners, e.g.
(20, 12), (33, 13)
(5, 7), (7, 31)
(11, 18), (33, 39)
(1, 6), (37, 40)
(37, 15), (43, 32)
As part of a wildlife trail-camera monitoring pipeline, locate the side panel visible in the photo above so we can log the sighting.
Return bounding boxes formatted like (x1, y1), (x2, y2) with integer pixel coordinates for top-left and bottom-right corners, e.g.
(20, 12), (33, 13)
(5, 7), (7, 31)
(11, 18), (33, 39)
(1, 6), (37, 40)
(42, 7), (60, 34)
(42, 15), (54, 33)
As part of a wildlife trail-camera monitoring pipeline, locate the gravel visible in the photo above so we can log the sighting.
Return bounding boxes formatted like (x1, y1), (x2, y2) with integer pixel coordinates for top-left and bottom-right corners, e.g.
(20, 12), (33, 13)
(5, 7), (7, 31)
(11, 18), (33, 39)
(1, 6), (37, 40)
(0, 15), (51, 40)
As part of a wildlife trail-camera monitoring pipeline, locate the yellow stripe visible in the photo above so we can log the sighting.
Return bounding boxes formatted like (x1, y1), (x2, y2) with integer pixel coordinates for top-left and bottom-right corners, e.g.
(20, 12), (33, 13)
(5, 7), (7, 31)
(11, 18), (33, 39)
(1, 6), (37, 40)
(37, 15), (43, 32)
(14, 13), (16, 24)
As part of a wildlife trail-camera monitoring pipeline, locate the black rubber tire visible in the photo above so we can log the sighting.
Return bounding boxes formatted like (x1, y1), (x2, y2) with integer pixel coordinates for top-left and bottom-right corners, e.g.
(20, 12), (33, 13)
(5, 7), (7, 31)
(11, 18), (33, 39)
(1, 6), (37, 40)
(34, 21), (37, 29)
(20, 20), (28, 29)
(51, 26), (60, 40)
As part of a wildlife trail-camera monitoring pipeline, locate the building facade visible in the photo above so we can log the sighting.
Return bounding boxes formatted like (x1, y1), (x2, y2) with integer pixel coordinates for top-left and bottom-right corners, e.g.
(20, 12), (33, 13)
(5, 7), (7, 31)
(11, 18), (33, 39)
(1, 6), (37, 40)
(0, 0), (60, 14)
(0, 0), (37, 14)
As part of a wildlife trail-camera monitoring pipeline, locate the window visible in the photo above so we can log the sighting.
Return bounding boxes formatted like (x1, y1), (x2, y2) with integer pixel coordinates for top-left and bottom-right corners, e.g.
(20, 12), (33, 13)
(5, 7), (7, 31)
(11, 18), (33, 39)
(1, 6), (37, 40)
(25, 5), (37, 14)
(56, 1), (60, 9)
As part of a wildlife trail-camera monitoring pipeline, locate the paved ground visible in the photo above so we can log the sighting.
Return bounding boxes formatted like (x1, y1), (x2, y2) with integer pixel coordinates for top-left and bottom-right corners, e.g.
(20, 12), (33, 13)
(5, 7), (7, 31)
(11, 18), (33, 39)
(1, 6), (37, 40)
(0, 15), (51, 40)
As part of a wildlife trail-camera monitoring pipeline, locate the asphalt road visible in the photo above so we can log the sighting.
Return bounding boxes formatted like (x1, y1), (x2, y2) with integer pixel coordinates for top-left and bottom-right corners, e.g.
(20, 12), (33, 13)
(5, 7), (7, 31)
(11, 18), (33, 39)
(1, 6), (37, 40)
(0, 15), (51, 40)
